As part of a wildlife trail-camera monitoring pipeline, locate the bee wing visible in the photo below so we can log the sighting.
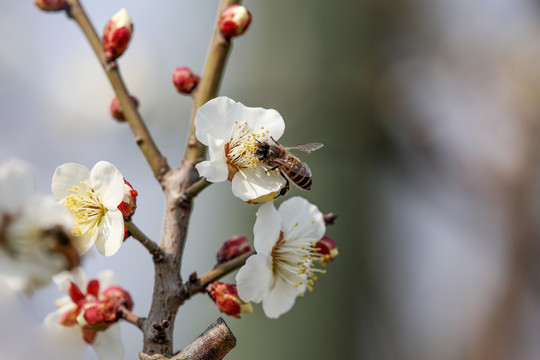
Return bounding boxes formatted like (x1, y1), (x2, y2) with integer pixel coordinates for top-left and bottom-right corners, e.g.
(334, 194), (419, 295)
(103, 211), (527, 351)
(285, 142), (324, 154)
(275, 157), (312, 177)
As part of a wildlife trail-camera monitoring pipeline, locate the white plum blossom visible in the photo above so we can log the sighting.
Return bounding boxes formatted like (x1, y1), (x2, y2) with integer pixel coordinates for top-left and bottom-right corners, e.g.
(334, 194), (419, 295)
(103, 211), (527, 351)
(52, 161), (125, 256)
(44, 268), (125, 360)
(194, 96), (287, 203)
(236, 196), (327, 318)
(0, 159), (78, 293)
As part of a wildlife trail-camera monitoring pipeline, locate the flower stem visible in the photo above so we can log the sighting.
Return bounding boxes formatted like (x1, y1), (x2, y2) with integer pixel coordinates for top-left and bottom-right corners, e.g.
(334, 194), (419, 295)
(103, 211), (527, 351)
(181, 178), (212, 204)
(125, 220), (165, 262)
(65, 0), (170, 180)
(119, 305), (145, 330)
(184, 0), (243, 163)
(180, 250), (255, 301)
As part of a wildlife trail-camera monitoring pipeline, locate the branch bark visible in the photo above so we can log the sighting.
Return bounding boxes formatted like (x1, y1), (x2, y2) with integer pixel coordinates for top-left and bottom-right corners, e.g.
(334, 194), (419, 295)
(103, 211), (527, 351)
(184, 0), (242, 163)
(65, 0), (169, 179)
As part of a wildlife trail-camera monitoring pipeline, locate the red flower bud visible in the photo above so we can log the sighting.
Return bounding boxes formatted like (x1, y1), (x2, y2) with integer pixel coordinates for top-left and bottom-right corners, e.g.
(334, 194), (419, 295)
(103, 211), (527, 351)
(109, 95), (139, 122)
(315, 236), (338, 265)
(172, 67), (200, 94)
(34, 0), (66, 11)
(103, 8), (133, 60)
(216, 235), (251, 264)
(117, 179), (138, 220)
(102, 285), (134, 311)
(219, 5), (252, 38)
(68, 281), (86, 305)
(207, 282), (253, 318)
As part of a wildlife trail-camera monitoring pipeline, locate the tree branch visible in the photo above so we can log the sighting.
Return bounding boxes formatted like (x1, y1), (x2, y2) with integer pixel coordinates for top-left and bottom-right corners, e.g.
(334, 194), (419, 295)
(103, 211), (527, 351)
(183, 0), (242, 163)
(125, 220), (165, 262)
(119, 305), (145, 330)
(180, 250), (255, 301)
(171, 318), (236, 360)
(65, 0), (170, 179)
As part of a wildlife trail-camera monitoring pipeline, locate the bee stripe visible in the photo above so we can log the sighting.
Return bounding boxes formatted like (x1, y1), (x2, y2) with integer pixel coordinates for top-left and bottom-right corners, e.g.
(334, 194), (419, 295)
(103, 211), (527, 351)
(296, 176), (311, 188)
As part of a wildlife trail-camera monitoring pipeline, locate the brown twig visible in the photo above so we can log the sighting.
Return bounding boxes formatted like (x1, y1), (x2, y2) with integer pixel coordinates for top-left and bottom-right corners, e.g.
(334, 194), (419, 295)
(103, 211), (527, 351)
(180, 250), (255, 301)
(180, 178), (212, 207)
(184, 0), (242, 163)
(170, 318), (236, 360)
(125, 221), (165, 262)
(65, 0), (169, 179)
(119, 305), (145, 329)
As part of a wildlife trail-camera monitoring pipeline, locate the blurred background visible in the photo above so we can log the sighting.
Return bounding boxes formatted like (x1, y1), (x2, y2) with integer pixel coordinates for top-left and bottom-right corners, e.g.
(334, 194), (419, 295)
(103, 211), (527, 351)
(2, 0), (540, 359)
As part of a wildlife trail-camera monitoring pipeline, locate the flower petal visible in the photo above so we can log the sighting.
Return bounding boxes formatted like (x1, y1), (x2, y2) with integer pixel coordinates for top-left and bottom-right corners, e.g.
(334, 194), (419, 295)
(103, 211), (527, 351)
(236, 254), (273, 303)
(51, 163), (90, 200)
(231, 167), (286, 202)
(53, 267), (88, 292)
(195, 97), (238, 145)
(92, 323), (124, 360)
(89, 161), (125, 209)
(253, 202), (281, 255)
(73, 232), (98, 255)
(262, 277), (299, 319)
(0, 159), (35, 213)
(96, 269), (118, 290)
(278, 196), (326, 240)
(94, 210), (124, 256)
(195, 133), (228, 182)
(228, 100), (285, 141)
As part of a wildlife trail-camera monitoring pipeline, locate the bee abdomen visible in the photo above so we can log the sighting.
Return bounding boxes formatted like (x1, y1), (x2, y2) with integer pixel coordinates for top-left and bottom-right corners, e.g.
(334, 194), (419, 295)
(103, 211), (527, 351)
(283, 167), (312, 190)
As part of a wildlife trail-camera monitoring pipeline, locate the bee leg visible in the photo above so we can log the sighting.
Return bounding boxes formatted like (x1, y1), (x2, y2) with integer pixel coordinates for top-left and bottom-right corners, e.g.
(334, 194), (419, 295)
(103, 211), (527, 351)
(278, 172), (290, 197)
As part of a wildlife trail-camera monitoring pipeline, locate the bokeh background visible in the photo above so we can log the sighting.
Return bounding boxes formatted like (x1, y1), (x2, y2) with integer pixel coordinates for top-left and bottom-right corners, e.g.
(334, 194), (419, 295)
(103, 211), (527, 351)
(2, 0), (540, 359)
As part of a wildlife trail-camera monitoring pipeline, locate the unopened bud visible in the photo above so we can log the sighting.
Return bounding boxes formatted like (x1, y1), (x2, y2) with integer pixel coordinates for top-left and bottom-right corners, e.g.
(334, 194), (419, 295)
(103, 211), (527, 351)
(109, 95), (139, 122)
(172, 67), (200, 94)
(34, 0), (66, 11)
(315, 236), (338, 265)
(219, 5), (252, 38)
(207, 282), (253, 318)
(103, 8), (133, 60)
(102, 285), (134, 311)
(216, 235), (251, 264)
(77, 300), (119, 338)
(117, 179), (137, 220)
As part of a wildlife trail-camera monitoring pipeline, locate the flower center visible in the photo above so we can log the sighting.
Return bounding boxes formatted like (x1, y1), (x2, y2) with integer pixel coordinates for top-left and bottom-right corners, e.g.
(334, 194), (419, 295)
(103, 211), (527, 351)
(64, 182), (106, 236)
(271, 224), (326, 296)
(224, 121), (270, 172)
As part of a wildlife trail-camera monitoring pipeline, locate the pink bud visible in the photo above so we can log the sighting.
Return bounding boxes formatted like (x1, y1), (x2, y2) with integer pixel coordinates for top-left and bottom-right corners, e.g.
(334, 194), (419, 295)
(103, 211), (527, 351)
(315, 236), (338, 265)
(68, 281), (86, 305)
(219, 5), (252, 38)
(86, 279), (100, 297)
(216, 235), (251, 264)
(172, 67), (200, 94)
(102, 285), (134, 311)
(117, 179), (138, 220)
(34, 0), (66, 11)
(207, 282), (253, 318)
(109, 95), (139, 122)
(78, 300), (119, 337)
(103, 8), (133, 60)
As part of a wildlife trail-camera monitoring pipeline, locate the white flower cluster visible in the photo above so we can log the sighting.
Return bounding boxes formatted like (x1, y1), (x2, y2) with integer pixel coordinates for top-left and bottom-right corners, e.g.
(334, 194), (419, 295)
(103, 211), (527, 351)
(195, 97), (334, 318)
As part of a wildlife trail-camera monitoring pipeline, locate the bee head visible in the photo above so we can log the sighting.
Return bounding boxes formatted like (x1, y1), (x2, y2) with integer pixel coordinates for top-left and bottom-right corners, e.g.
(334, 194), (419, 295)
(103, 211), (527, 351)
(255, 141), (270, 160)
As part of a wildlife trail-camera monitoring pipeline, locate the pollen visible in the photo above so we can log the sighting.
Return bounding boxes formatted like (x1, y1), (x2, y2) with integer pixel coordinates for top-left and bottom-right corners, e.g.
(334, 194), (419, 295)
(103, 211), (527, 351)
(270, 223), (328, 298)
(63, 183), (107, 236)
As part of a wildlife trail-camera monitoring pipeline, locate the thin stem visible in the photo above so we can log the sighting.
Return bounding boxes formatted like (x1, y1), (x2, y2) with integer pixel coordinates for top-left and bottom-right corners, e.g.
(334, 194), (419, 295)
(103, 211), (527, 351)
(119, 305), (145, 330)
(184, 0), (242, 163)
(65, 0), (169, 179)
(125, 220), (165, 262)
(181, 178), (212, 204)
(181, 250), (255, 301)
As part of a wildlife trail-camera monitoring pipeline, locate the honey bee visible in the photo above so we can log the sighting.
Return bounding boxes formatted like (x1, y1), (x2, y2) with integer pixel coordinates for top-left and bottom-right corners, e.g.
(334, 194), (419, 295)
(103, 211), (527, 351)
(255, 137), (323, 195)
